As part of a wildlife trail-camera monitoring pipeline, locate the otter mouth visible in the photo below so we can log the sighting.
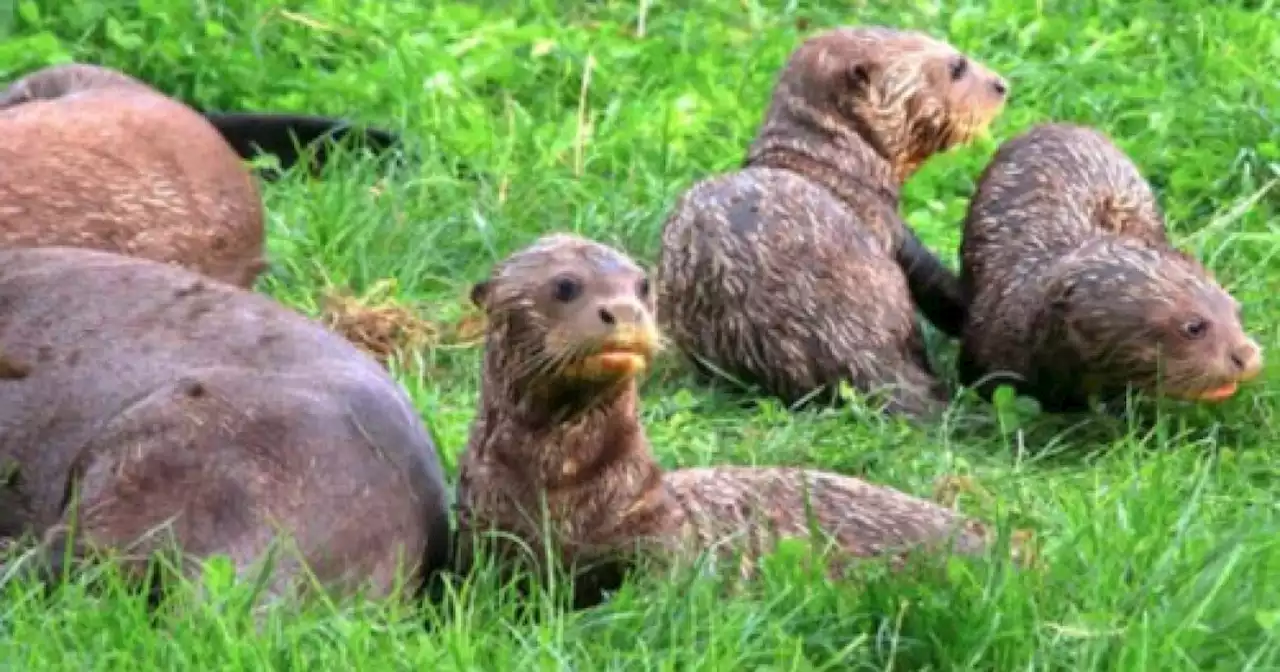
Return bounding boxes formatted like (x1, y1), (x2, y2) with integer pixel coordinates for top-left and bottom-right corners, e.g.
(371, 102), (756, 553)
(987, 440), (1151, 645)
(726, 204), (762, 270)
(1189, 381), (1240, 402)
(1169, 381), (1240, 403)
(582, 351), (649, 377)
(561, 328), (661, 381)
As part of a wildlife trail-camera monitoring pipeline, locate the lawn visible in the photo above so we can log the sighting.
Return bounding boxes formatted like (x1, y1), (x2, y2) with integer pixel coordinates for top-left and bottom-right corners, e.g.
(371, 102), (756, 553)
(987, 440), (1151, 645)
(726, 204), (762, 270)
(1, 0), (1278, 669)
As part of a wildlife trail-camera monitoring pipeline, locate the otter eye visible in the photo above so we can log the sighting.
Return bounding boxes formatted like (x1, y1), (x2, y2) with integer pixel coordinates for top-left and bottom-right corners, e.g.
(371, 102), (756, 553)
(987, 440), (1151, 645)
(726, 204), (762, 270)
(637, 277), (650, 299)
(949, 57), (968, 81)
(1181, 318), (1210, 340)
(552, 277), (582, 303)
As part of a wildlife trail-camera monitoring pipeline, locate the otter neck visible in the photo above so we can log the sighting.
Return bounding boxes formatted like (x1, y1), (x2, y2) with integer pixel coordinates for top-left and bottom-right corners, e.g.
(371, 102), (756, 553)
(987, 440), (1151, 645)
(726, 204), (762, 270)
(745, 120), (903, 209)
(472, 332), (657, 489)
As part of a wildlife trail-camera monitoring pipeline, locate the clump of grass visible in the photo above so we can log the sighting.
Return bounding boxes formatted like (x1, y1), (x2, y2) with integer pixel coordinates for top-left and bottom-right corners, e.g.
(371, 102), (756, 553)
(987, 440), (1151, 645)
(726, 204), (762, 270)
(319, 278), (442, 365)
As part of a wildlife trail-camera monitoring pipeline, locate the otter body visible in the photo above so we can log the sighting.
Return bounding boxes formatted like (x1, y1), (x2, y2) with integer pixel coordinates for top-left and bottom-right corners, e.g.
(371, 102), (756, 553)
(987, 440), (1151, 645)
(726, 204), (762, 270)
(958, 123), (1263, 410)
(660, 166), (945, 414)
(657, 26), (1009, 417)
(456, 233), (994, 607)
(0, 246), (451, 600)
(0, 63), (267, 287)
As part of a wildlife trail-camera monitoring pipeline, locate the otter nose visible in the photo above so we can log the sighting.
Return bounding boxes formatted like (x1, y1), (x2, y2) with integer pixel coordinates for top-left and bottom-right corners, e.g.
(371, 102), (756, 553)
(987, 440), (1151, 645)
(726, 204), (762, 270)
(1230, 340), (1263, 379)
(991, 77), (1009, 98)
(597, 300), (646, 328)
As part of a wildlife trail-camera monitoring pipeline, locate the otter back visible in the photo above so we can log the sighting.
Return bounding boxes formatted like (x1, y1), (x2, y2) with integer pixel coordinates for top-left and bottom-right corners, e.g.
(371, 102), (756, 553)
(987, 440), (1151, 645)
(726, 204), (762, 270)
(0, 246), (451, 600)
(959, 123), (1168, 299)
(0, 70), (266, 288)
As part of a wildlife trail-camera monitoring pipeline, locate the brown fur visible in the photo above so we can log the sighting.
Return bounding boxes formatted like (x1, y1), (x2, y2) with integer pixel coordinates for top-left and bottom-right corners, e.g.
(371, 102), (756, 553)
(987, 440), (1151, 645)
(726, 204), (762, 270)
(0, 63), (266, 288)
(0, 246), (451, 601)
(455, 233), (995, 606)
(957, 123), (1264, 410)
(657, 26), (1008, 417)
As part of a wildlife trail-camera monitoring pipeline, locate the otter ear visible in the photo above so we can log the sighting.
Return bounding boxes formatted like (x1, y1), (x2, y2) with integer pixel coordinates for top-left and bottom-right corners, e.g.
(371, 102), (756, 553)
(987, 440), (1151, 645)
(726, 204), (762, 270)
(469, 280), (490, 308)
(1048, 277), (1077, 315)
(847, 62), (877, 94)
(1048, 277), (1095, 348)
(1174, 246), (1214, 279)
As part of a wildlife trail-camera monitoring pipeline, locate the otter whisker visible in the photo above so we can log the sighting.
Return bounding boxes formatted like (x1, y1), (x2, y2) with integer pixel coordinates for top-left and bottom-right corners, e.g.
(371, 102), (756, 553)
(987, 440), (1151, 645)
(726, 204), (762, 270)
(512, 344), (570, 385)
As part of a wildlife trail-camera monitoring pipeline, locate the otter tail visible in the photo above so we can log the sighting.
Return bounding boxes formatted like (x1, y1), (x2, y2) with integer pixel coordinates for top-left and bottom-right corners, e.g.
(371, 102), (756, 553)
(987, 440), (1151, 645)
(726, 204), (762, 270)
(896, 229), (967, 338)
(200, 111), (402, 179)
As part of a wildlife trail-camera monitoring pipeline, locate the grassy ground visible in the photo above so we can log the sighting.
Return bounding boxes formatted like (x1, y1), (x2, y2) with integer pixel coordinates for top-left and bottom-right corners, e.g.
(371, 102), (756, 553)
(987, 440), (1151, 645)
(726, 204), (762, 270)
(2, 0), (1278, 669)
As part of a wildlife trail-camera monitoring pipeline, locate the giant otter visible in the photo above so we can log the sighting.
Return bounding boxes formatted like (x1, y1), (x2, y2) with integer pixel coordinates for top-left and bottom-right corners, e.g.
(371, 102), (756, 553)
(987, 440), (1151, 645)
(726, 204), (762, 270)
(454, 233), (1002, 608)
(657, 25), (1009, 417)
(957, 122), (1264, 410)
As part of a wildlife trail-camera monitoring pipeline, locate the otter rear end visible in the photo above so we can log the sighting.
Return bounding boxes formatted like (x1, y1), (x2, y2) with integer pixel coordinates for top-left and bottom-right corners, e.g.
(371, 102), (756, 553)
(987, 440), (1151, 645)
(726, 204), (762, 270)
(0, 247), (451, 603)
(957, 123), (1263, 410)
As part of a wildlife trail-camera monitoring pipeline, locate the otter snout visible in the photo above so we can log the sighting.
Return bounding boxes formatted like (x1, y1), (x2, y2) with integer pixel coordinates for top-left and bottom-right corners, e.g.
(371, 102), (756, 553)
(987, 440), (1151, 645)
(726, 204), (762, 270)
(572, 296), (660, 381)
(596, 299), (649, 330)
(591, 296), (659, 354)
(1229, 338), (1263, 381)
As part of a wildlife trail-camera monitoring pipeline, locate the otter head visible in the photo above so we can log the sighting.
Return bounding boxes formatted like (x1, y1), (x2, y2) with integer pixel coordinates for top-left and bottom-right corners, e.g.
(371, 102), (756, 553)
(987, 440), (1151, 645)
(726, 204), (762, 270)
(470, 234), (661, 395)
(1047, 242), (1263, 404)
(771, 26), (1009, 181)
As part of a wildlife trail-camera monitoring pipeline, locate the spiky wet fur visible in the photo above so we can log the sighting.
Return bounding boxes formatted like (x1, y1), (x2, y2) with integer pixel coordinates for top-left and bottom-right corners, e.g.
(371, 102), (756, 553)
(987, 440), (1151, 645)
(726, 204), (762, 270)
(656, 26), (1009, 418)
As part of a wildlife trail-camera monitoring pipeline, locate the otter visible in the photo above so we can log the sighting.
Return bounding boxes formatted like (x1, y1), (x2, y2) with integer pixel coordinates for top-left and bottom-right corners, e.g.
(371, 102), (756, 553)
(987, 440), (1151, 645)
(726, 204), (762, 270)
(454, 233), (997, 608)
(0, 62), (400, 288)
(656, 25), (1009, 417)
(0, 246), (451, 602)
(956, 122), (1264, 411)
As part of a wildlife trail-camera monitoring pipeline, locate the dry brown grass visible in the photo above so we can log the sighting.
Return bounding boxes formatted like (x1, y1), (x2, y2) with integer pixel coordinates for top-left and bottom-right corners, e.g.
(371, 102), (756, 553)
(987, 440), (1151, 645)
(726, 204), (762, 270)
(318, 278), (486, 368)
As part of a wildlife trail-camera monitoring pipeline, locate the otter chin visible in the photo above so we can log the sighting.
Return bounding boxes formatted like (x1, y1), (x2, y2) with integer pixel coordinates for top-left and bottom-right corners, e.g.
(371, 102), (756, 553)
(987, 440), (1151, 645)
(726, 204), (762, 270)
(566, 326), (661, 381)
(1163, 336), (1263, 404)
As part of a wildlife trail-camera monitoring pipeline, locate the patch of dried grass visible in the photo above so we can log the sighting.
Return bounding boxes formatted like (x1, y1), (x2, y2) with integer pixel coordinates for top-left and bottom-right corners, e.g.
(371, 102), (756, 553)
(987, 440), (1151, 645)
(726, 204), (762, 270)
(318, 278), (486, 368)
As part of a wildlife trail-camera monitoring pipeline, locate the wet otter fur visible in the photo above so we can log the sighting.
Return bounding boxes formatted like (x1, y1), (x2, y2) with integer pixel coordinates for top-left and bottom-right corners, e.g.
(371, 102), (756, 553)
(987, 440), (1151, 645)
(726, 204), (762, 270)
(657, 25), (1009, 418)
(957, 122), (1264, 411)
(0, 62), (401, 288)
(0, 62), (268, 287)
(0, 246), (451, 603)
(454, 233), (996, 608)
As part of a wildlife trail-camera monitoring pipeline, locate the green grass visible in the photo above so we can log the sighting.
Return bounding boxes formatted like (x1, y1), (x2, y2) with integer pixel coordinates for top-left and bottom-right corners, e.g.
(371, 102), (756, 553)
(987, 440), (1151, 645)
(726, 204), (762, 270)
(2, 0), (1279, 668)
